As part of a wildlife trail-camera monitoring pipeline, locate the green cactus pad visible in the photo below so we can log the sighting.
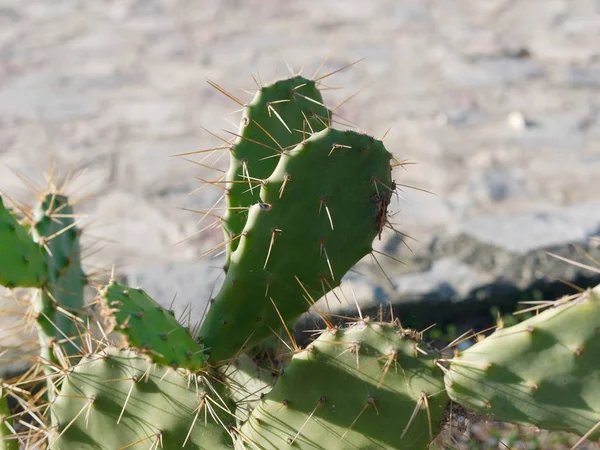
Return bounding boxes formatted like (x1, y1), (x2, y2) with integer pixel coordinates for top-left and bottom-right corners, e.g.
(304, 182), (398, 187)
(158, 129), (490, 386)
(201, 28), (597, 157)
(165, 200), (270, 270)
(100, 281), (207, 371)
(0, 388), (17, 450)
(31, 193), (87, 358)
(0, 196), (47, 288)
(200, 128), (393, 362)
(222, 75), (331, 263)
(238, 321), (449, 449)
(50, 347), (233, 449)
(445, 286), (600, 440)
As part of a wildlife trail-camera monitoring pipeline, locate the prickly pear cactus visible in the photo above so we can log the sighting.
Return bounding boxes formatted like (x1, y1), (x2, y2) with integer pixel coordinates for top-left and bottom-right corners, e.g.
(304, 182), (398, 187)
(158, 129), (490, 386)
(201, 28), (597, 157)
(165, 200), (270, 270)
(0, 388), (17, 450)
(0, 197), (47, 288)
(100, 281), (207, 370)
(31, 193), (87, 358)
(223, 75), (331, 264)
(238, 321), (449, 449)
(199, 128), (394, 362)
(50, 347), (234, 449)
(445, 286), (600, 441)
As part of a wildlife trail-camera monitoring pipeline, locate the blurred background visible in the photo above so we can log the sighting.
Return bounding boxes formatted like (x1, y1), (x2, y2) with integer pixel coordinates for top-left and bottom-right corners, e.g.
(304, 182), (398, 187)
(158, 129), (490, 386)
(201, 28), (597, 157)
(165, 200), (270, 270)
(1, 1), (600, 446)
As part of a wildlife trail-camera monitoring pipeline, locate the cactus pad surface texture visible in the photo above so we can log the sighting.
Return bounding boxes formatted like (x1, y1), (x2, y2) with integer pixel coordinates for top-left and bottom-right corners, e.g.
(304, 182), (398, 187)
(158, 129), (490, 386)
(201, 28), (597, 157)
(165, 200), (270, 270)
(100, 281), (207, 370)
(0, 196), (47, 288)
(445, 286), (600, 441)
(222, 75), (331, 263)
(238, 321), (449, 449)
(50, 347), (234, 449)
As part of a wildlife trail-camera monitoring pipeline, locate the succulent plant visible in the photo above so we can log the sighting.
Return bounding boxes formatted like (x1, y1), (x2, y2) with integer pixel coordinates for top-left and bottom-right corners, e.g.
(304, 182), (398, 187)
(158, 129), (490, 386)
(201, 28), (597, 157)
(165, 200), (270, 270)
(0, 65), (598, 450)
(199, 127), (394, 363)
(445, 286), (600, 442)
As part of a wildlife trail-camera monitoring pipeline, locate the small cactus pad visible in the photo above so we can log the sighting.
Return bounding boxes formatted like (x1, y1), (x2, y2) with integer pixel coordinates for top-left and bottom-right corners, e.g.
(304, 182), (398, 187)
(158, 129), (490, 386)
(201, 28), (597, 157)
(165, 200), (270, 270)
(0, 196), (47, 288)
(31, 193), (86, 357)
(238, 321), (449, 449)
(200, 128), (394, 362)
(50, 347), (234, 449)
(0, 388), (17, 450)
(445, 286), (600, 440)
(222, 75), (330, 261)
(100, 282), (207, 371)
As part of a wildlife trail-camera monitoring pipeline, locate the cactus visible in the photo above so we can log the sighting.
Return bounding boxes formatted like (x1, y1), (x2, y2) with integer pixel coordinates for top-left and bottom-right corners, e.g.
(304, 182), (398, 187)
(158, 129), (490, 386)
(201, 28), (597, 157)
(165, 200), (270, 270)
(0, 387), (17, 450)
(238, 321), (449, 449)
(222, 76), (331, 266)
(444, 286), (600, 441)
(1, 66), (600, 450)
(199, 128), (393, 363)
(99, 281), (207, 370)
(31, 193), (87, 356)
(0, 197), (47, 288)
(0, 190), (87, 393)
(50, 347), (234, 449)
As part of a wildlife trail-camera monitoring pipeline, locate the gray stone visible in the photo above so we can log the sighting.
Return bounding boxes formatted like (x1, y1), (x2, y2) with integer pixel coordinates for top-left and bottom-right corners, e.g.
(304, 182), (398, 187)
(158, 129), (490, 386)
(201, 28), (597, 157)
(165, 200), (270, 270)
(566, 67), (600, 87)
(467, 168), (528, 203)
(446, 202), (600, 255)
(391, 257), (494, 302)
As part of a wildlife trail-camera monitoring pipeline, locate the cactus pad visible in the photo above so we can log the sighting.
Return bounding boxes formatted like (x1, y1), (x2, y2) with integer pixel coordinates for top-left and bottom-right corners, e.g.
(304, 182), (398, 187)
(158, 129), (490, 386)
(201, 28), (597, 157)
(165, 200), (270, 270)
(0, 196), (47, 288)
(238, 321), (449, 449)
(0, 388), (17, 450)
(222, 75), (331, 262)
(445, 286), (600, 440)
(31, 193), (87, 357)
(200, 128), (394, 362)
(100, 282), (207, 371)
(50, 347), (233, 449)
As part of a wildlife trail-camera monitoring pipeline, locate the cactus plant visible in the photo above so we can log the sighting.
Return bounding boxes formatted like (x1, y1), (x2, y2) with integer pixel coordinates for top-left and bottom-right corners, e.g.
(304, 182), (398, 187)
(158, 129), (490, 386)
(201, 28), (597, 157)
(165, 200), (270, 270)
(99, 281), (207, 370)
(31, 192), (87, 359)
(0, 65), (599, 450)
(444, 285), (600, 441)
(0, 387), (17, 450)
(50, 347), (234, 449)
(221, 76), (331, 266)
(199, 127), (393, 363)
(238, 321), (449, 449)
(0, 197), (47, 288)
